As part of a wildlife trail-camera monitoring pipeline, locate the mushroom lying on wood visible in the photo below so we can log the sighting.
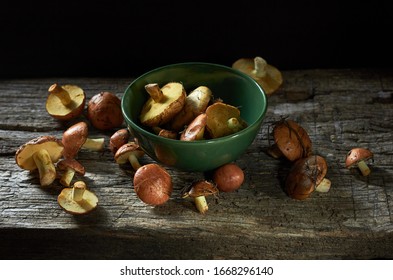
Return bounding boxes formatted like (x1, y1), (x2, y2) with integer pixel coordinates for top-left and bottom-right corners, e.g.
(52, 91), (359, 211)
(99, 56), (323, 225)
(57, 158), (85, 187)
(345, 147), (374, 176)
(139, 82), (186, 127)
(182, 180), (219, 214)
(109, 128), (130, 154)
(213, 163), (244, 192)
(57, 181), (98, 215)
(114, 142), (145, 171)
(87, 92), (124, 130)
(15, 136), (64, 187)
(46, 83), (86, 120)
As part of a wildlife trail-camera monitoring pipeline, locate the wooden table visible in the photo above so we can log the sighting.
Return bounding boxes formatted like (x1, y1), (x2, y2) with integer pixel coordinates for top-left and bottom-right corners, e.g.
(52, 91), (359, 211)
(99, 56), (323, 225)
(1, 68), (392, 260)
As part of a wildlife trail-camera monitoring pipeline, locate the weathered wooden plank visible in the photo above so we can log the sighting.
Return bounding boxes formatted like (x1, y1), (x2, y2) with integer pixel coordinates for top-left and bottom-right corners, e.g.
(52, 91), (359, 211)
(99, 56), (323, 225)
(1, 69), (393, 259)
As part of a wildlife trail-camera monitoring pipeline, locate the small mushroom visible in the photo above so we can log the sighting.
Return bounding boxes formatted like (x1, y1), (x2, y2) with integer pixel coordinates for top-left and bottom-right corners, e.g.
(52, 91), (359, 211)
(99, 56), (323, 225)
(57, 181), (98, 215)
(114, 142), (145, 171)
(62, 121), (104, 159)
(87, 91), (124, 130)
(109, 128), (130, 154)
(267, 119), (312, 162)
(133, 163), (173, 205)
(232, 56), (283, 95)
(345, 147), (374, 176)
(139, 82), (186, 127)
(212, 163), (244, 192)
(152, 127), (178, 139)
(169, 86), (212, 131)
(285, 155), (330, 200)
(180, 113), (207, 141)
(46, 83), (86, 120)
(205, 102), (247, 138)
(182, 180), (219, 214)
(15, 136), (64, 187)
(57, 158), (85, 187)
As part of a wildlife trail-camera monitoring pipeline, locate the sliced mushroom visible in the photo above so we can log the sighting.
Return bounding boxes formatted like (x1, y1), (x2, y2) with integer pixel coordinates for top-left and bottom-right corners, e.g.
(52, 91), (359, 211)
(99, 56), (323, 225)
(182, 180), (219, 214)
(15, 136), (64, 187)
(232, 56), (283, 95)
(57, 181), (98, 215)
(46, 83), (86, 120)
(139, 82), (186, 127)
(345, 147), (374, 176)
(114, 142), (145, 171)
(57, 158), (86, 187)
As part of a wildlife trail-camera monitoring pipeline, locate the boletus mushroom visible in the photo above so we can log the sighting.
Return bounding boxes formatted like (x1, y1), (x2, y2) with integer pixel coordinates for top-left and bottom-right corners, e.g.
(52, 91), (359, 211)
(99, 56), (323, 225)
(213, 163), (244, 192)
(345, 147), (374, 176)
(46, 83), (86, 120)
(180, 113), (207, 141)
(114, 142), (145, 171)
(15, 136), (64, 187)
(57, 181), (98, 215)
(139, 82), (186, 127)
(285, 155), (330, 200)
(232, 56), (283, 96)
(267, 119), (312, 162)
(182, 180), (219, 214)
(133, 163), (173, 206)
(57, 158), (85, 187)
(87, 91), (124, 130)
(109, 128), (130, 154)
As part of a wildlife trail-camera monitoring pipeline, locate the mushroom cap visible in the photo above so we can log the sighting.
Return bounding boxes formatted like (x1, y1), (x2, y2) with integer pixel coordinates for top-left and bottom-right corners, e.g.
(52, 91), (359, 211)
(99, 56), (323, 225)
(180, 113), (207, 141)
(183, 180), (219, 198)
(139, 82), (186, 127)
(232, 56), (283, 95)
(57, 158), (85, 175)
(345, 148), (374, 168)
(133, 163), (173, 205)
(46, 84), (86, 120)
(273, 119), (312, 161)
(114, 142), (145, 164)
(87, 92), (124, 130)
(15, 136), (64, 170)
(62, 121), (89, 159)
(57, 185), (98, 215)
(285, 155), (328, 200)
(109, 128), (130, 154)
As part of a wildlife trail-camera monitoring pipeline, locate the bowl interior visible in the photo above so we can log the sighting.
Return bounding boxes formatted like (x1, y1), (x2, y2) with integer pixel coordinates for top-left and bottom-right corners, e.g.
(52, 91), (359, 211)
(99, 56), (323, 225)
(122, 62), (267, 171)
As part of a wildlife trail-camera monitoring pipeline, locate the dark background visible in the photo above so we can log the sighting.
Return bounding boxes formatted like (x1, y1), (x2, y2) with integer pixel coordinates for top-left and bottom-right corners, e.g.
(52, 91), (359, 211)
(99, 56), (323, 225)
(1, 1), (392, 79)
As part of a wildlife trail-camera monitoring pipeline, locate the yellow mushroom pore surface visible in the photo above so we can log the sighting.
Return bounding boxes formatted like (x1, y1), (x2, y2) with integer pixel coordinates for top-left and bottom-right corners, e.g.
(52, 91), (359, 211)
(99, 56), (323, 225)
(58, 188), (98, 214)
(206, 103), (243, 138)
(16, 142), (64, 170)
(46, 85), (85, 117)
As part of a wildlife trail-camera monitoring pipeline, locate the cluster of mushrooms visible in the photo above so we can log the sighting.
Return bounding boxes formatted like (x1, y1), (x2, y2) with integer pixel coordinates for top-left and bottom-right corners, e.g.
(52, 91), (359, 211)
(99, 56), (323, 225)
(15, 83), (124, 214)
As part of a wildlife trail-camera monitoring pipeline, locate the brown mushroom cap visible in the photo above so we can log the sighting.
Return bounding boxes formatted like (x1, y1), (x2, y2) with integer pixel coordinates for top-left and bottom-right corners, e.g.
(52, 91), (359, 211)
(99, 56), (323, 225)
(180, 113), (207, 141)
(109, 128), (130, 154)
(133, 163), (173, 205)
(345, 148), (374, 168)
(57, 158), (85, 175)
(273, 119), (312, 161)
(285, 155), (328, 200)
(62, 121), (89, 159)
(15, 136), (64, 170)
(87, 92), (124, 130)
(114, 142), (145, 165)
(57, 181), (98, 215)
(182, 180), (219, 198)
(232, 56), (283, 95)
(139, 82), (186, 127)
(46, 84), (86, 120)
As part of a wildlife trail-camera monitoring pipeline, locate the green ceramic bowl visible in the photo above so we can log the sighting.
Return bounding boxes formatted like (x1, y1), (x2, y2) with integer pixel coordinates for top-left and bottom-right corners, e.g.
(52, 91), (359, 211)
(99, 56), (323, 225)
(122, 62), (267, 172)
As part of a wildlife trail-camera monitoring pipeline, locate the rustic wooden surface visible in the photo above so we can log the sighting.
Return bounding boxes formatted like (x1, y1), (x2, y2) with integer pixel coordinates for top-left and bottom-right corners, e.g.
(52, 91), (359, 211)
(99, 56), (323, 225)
(1, 68), (392, 260)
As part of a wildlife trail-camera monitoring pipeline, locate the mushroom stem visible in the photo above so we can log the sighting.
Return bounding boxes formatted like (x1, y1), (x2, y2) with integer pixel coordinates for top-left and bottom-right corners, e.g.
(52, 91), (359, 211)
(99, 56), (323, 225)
(82, 138), (105, 151)
(194, 196), (208, 214)
(227, 117), (243, 133)
(357, 160), (371, 176)
(72, 181), (86, 202)
(48, 83), (72, 106)
(128, 154), (142, 171)
(266, 143), (283, 159)
(60, 167), (76, 187)
(253, 56), (267, 78)
(315, 178), (332, 193)
(32, 149), (57, 187)
(145, 83), (164, 103)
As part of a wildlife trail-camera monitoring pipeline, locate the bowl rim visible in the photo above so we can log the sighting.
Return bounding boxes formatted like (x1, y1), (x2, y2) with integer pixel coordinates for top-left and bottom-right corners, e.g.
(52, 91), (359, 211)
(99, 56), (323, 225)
(122, 61), (268, 145)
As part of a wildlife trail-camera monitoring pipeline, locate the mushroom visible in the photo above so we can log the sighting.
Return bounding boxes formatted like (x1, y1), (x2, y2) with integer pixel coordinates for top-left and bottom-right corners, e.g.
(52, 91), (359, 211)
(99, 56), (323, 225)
(114, 142), (145, 171)
(232, 56), (283, 95)
(285, 155), (330, 200)
(180, 113), (207, 141)
(152, 127), (178, 139)
(109, 128), (130, 154)
(133, 163), (173, 205)
(182, 180), (219, 214)
(87, 91), (124, 130)
(62, 121), (104, 159)
(168, 85), (212, 131)
(46, 83), (86, 120)
(267, 119), (312, 162)
(212, 163), (244, 192)
(345, 147), (374, 176)
(57, 158), (85, 187)
(205, 102), (247, 138)
(15, 136), (64, 187)
(57, 181), (98, 215)
(139, 82), (186, 127)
